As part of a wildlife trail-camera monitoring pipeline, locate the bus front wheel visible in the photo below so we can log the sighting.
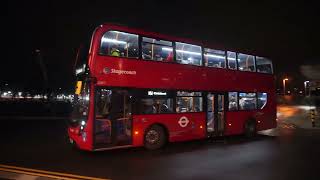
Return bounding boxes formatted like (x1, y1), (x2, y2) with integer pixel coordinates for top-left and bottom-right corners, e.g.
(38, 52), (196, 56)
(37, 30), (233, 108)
(144, 125), (167, 150)
(244, 120), (256, 138)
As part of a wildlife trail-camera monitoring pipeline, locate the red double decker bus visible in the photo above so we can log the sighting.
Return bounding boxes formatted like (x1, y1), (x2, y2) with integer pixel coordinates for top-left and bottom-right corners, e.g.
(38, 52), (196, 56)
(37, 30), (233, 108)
(68, 23), (276, 151)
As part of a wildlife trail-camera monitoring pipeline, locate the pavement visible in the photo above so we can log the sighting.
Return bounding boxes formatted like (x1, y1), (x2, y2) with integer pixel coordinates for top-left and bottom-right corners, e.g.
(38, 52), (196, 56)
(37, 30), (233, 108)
(277, 105), (320, 129)
(1, 105), (320, 180)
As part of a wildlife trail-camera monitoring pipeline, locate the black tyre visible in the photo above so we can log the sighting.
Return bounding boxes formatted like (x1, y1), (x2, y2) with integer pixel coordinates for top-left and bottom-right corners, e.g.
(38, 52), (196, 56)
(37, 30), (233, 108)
(244, 120), (256, 138)
(144, 125), (167, 150)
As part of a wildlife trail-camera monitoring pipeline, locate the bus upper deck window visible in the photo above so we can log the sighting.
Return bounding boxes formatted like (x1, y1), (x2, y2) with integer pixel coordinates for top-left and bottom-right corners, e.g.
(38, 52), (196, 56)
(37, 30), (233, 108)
(142, 37), (173, 62)
(100, 31), (139, 58)
(227, 51), (237, 70)
(175, 42), (202, 66)
(204, 48), (226, 68)
(256, 56), (273, 74)
(237, 53), (255, 72)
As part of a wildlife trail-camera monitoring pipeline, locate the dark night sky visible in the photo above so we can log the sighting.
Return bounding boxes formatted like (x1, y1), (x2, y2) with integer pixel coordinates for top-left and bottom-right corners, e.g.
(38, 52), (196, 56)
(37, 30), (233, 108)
(3, 0), (320, 91)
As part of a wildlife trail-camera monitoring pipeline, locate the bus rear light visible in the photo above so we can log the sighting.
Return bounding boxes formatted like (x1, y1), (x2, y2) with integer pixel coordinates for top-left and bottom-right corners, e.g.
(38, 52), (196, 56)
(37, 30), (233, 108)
(200, 125), (203, 129)
(134, 131), (139, 135)
(228, 123), (232, 126)
(258, 121), (261, 123)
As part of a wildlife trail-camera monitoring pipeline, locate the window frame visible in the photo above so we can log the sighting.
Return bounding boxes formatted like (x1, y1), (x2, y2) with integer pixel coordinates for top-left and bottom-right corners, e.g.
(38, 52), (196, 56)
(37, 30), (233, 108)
(227, 91), (239, 111)
(138, 97), (175, 115)
(203, 48), (227, 69)
(71, 80), (91, 125)
(98, 30), (140, 59)
(174, 41), (203, 66)
(257, 92), (268, 109)
(132, 89), (176, 115)
(238, 92), (258, 111)
(255, 56), (274, 74)
(176, 91), (204, 113)
(141, 36), (174, 62)
(236, 53), (256, 72)
(226, 51), (238, 71)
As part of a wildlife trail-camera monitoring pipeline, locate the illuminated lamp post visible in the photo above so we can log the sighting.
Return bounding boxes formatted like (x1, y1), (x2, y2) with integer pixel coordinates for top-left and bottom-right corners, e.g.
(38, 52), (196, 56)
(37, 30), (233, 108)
(283, 78), (288, 95)
(304, 81), (310, 96)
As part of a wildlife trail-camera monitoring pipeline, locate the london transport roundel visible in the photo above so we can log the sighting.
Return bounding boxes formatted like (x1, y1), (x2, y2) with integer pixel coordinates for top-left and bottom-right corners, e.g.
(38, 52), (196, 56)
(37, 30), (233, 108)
(178, 116), (189, 128)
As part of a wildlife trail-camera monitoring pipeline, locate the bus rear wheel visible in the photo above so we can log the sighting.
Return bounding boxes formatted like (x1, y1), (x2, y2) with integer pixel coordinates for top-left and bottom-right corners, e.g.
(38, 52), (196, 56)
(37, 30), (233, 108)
(144, 125), (166, 150)
(244, 120), (256, 138)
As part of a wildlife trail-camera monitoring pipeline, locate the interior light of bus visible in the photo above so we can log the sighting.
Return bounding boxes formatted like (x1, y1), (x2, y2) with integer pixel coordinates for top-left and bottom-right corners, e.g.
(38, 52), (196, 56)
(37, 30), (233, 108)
(134, 131), (139, 135)
(162, 47), (238, 60)
(162, 47), (201, 56)
(102, 38), (127, 44)
(161, 47), (172, 51)
(204, 54), (225, 59)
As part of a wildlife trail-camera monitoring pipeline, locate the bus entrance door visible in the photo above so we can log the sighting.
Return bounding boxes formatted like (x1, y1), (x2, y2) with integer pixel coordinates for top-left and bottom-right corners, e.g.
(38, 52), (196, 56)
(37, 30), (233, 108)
(94, 89), (132, 149)
(207, 93), (226, 136)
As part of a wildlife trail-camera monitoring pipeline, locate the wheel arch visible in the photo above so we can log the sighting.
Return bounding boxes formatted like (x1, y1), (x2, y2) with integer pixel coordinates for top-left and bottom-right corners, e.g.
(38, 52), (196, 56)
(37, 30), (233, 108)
(243, 117), (257, 137)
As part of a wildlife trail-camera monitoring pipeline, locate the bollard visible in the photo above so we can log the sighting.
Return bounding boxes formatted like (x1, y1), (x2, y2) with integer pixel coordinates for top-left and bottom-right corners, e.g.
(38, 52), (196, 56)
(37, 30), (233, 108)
(311, 109), (315, 127)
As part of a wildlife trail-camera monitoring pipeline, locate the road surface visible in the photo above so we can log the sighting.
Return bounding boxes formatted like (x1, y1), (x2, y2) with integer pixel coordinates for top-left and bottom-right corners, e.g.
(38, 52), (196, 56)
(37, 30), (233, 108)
(0, 105), (320, 180)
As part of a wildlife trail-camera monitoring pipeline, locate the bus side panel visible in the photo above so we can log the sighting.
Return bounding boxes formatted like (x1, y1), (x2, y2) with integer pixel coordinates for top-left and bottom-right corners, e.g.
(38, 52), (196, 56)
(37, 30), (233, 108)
(225, 111), (249, 135)
(225, 109), (277, 136)
(256, 110), (277, 131)
(255, 102), (277, 131)
(68, 128), (92, 151)
(132, 113), (206, 147)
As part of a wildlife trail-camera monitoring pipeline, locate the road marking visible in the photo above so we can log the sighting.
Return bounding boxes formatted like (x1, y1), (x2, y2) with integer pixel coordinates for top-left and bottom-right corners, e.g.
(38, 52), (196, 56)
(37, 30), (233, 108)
(0, 164), (109, 180)
(0, 116), (68, 120)
(279, 123), (297, 129)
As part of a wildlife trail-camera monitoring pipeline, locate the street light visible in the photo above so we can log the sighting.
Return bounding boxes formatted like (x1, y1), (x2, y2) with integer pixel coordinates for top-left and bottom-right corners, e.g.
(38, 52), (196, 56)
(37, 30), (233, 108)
(304, 80), (310, 96)
(283, 78), (288, 95)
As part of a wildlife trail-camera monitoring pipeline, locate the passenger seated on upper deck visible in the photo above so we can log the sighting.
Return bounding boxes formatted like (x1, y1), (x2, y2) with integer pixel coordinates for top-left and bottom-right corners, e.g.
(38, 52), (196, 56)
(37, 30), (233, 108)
(142, 52), (152, 59)
(164, 51), (173, 62)
(110, 45), (121, 57)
